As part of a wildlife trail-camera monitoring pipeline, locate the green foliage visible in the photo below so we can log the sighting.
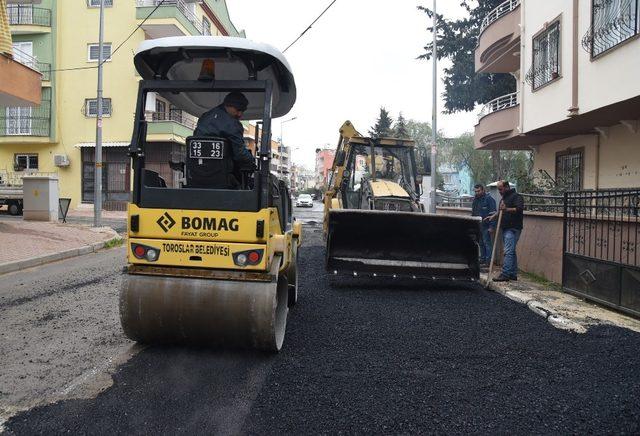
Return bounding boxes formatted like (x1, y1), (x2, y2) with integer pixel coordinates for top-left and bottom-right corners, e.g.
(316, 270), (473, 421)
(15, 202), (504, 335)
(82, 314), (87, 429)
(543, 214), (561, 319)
(418, 0), (516, 113)
(369, 107), (394, 138)
(444, 133), (493, 186)
(394, 112), (410, 138)
(104, 237), (124, 249)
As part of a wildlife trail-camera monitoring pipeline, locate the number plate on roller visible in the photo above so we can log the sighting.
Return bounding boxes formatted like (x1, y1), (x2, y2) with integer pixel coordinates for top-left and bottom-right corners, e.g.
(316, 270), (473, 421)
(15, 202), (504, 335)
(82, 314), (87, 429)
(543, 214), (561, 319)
(189, 140), (224, 159)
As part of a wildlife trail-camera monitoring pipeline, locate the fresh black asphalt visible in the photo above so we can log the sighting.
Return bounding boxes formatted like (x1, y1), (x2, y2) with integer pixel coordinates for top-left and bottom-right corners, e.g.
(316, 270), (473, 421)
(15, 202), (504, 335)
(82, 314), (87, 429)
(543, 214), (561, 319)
(5, 223), (640, 435)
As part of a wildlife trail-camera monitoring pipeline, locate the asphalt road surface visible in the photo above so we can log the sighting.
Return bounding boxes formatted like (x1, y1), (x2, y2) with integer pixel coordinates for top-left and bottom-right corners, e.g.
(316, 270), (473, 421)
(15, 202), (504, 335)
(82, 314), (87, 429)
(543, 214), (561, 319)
(3, 202), (640, 434)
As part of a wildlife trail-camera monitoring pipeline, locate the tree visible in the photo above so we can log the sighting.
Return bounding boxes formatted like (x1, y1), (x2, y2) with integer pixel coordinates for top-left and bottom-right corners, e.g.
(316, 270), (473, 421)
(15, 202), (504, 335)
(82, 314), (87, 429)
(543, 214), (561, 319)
(445, 133), (493, 186)
(418, 0), (516, 113)
(369, 107), (394, 138)
(419, 1), (518, 181)
(394, 112), (410, 138)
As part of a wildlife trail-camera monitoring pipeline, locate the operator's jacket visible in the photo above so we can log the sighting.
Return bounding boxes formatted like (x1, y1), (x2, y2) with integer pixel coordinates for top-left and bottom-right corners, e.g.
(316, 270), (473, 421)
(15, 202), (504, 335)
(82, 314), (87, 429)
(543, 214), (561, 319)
(194, 104), (255, 170)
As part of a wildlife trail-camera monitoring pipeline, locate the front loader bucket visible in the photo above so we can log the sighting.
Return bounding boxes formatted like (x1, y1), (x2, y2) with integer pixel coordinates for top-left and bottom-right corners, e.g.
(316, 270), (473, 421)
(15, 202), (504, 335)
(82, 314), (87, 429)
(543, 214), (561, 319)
(326, 210), (481, 281)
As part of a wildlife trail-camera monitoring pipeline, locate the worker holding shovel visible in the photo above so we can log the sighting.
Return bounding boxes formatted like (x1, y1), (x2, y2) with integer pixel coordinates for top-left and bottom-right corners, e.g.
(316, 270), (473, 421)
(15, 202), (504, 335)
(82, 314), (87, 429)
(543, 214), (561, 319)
(485, 181), (525, 282)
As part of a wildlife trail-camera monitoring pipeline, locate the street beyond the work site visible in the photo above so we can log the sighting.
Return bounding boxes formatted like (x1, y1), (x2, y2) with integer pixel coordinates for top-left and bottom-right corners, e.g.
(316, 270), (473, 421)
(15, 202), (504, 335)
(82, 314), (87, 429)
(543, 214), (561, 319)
(2, 204), (639, 434)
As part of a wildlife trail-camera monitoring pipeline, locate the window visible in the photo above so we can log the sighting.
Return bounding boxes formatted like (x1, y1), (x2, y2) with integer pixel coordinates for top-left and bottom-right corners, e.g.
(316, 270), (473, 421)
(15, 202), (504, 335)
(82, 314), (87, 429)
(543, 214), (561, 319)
(14, 154), (38, 171)
(203, 17), (212, 35)
(556, 149), (583, 191)
(529, 21), (561, 90)
(5, 107), (32, 135)
(87, 0), (113, 7)
(85, 98), (112, 117)
(156, 100), (167, 119)
(12, 41), (36, 69)
(87, 43), (112, 62)
(588, 0), (639, 56)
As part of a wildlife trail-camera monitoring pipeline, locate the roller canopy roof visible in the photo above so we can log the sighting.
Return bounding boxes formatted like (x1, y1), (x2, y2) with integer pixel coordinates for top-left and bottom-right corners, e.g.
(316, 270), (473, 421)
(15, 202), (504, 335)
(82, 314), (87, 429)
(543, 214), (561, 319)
(134, 36), (296, 120)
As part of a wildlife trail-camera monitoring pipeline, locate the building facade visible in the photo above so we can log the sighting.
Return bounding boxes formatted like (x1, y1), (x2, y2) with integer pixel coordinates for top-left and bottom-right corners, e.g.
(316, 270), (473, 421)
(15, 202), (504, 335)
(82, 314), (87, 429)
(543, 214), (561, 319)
(474, 0), (640, 190)
(315, 147), (335, 190)
(0, 0), (244, 210)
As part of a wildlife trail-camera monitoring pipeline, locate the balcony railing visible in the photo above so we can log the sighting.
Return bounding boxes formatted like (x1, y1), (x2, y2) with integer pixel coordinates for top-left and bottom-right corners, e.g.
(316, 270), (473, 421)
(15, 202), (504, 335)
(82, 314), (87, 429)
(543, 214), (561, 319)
(11, 53), (50, 81)
(479, 0), (520, 35)
(136, 0), (204, 35)
(1, 91), (52, 137)
(7, 5), (51, 27)
(151, 109), (197, 130)
(478, 92), (519, 121)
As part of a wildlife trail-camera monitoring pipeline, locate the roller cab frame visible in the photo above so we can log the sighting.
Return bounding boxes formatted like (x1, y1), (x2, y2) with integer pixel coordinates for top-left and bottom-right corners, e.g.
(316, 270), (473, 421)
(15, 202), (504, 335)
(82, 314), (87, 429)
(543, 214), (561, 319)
(120, 37), (300, 351)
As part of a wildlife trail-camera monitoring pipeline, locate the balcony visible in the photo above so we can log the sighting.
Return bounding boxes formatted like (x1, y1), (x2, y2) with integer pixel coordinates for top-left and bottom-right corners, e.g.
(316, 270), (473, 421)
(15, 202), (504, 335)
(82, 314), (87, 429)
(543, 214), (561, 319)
(474, 92), (520, 149)
(0, 99), (51, 139)
(475, 0), (520, 74)
(7, 5), (51, 34)
(146, 110), (197, 144)
(136, 0), (203, 38)
(0, 53), (42, 106)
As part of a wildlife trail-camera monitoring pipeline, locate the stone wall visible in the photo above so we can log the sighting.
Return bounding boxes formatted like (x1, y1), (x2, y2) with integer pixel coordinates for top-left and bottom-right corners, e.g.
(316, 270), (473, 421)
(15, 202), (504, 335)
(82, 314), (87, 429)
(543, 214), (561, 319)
(437, 207), (564, 283)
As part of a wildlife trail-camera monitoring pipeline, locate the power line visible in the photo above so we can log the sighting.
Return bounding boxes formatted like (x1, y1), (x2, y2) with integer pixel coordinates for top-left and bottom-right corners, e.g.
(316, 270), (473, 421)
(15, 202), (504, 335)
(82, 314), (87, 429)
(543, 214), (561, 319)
(27, 0), (167, 75)
(282, 0), (338, 53)
(110, 0), (166, 58)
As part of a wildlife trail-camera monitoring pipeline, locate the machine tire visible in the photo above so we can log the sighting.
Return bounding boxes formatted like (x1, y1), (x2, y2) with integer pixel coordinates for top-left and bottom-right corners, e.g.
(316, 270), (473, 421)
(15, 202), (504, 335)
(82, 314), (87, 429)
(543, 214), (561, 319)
(287, 240), (299, 307)
(8, 202), (22, 216)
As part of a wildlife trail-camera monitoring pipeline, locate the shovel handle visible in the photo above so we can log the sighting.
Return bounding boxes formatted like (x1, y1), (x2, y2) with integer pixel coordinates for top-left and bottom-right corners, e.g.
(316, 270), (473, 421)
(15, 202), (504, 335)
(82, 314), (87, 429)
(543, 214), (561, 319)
(487, 209), (503, 280)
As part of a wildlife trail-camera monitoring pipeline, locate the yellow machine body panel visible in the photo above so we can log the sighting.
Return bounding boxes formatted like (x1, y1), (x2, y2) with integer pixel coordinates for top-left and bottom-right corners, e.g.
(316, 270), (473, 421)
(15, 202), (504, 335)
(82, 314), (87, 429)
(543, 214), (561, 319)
(127, 204), (279, 244)
(369, 180), (411, 198)
(126, 204), (297, 273)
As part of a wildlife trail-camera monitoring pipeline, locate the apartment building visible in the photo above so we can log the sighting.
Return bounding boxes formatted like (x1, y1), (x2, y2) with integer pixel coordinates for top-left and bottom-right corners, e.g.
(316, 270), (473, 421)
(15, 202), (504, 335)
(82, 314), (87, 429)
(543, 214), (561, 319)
(474, 0), (640, 190)
(243, 122), (292, 181)
(315, 147), (335, 189)
(0, 0), (244, 210)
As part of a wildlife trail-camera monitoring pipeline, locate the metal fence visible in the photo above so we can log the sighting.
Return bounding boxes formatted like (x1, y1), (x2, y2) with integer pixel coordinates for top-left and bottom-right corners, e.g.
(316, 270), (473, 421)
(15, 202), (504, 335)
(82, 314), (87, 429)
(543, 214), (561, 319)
(136, 0), (204, 34)
(479, 0), (521, 35)
(521, 193), (564, 214)
(563, 188), (640, 317)
(7, 5), (51, 26)
(151, 109), (197, 130)
(436, 194), (473, 208)
(477, 92), (519, 121)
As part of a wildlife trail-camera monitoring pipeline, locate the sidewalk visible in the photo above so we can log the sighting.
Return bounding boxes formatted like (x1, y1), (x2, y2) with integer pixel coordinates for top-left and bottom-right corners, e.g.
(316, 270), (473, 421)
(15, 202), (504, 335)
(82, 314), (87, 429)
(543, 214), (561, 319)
(66, 204), (127, 220)
(0, 219), (121, 275)
(483, 272), (640, 334)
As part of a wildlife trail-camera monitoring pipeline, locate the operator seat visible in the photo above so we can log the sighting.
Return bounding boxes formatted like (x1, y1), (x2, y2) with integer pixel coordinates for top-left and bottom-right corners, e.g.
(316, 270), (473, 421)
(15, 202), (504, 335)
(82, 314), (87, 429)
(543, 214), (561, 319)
(184, 137), (238, 189)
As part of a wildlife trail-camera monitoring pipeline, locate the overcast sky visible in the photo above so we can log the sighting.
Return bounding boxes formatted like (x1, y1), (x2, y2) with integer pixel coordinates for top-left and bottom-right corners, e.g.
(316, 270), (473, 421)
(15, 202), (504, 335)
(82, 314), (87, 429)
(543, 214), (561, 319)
(226, 0), (478, 169)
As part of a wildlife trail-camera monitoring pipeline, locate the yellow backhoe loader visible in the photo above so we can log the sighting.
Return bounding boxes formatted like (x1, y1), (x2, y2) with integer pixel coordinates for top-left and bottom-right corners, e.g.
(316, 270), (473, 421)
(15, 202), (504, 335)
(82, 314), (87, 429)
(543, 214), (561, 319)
(119, 36), (300, 351)
(324, 121), (481, 282)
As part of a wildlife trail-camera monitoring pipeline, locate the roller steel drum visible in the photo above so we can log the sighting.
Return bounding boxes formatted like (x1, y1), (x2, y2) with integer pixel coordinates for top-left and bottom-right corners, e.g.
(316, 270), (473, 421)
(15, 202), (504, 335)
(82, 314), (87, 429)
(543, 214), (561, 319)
(119, 273), (289, 351)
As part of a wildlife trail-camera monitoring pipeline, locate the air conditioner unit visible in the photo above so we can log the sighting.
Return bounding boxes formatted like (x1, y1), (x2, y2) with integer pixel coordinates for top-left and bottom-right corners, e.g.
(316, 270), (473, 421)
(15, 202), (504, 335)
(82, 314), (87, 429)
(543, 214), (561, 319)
(54, 154), (70, 167)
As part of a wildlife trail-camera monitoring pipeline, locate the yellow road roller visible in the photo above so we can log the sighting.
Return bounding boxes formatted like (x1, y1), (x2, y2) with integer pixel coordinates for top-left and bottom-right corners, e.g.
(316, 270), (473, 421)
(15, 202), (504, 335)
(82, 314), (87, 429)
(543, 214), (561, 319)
(119, 36), (300, 351)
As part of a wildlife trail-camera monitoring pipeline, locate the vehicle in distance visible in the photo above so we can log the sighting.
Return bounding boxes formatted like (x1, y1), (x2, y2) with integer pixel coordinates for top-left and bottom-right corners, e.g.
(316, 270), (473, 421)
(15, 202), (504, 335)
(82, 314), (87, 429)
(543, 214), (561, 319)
(296, 194), (314, 208)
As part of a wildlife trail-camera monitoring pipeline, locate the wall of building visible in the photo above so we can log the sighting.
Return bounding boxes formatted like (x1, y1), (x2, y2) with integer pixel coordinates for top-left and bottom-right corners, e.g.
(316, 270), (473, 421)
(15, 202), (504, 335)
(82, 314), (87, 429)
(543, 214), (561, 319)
(438, 207), (564, 283)
(577, 1), (640, 115)
(521, 0), (574, 133)
(532, 125), (640, 190)
(1, 1), (243, 209)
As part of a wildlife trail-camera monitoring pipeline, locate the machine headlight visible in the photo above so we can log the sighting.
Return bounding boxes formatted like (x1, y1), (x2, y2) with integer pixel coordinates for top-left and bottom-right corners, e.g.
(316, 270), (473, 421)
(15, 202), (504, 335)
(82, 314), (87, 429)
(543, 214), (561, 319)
(145, 249), (159, 262)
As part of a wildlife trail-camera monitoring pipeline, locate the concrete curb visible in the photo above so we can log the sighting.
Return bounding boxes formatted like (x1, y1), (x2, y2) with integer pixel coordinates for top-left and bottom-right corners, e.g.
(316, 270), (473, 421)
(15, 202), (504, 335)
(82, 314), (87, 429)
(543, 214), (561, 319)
(0, 236), (123, 276)
(483, 277), (586, 333)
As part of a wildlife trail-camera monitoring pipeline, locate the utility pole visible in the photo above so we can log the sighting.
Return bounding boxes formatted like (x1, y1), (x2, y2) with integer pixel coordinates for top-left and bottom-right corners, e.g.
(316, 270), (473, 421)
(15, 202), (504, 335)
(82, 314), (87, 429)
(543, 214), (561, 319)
(94, 0), (105, 227)
(429, 0), (438, 213)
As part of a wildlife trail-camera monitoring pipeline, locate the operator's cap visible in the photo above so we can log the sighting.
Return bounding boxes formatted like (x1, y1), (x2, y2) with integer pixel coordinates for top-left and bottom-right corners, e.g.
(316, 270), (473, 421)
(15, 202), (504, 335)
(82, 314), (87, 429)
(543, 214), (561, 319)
(223, 92), (249, 112)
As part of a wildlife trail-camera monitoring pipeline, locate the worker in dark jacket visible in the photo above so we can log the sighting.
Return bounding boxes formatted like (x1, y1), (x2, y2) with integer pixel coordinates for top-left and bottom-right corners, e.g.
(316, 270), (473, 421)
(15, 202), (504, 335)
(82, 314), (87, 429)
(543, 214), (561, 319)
(472, 184), (497, 266)
(487, 180), (525, 281)
(194, 92), (256, 172)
